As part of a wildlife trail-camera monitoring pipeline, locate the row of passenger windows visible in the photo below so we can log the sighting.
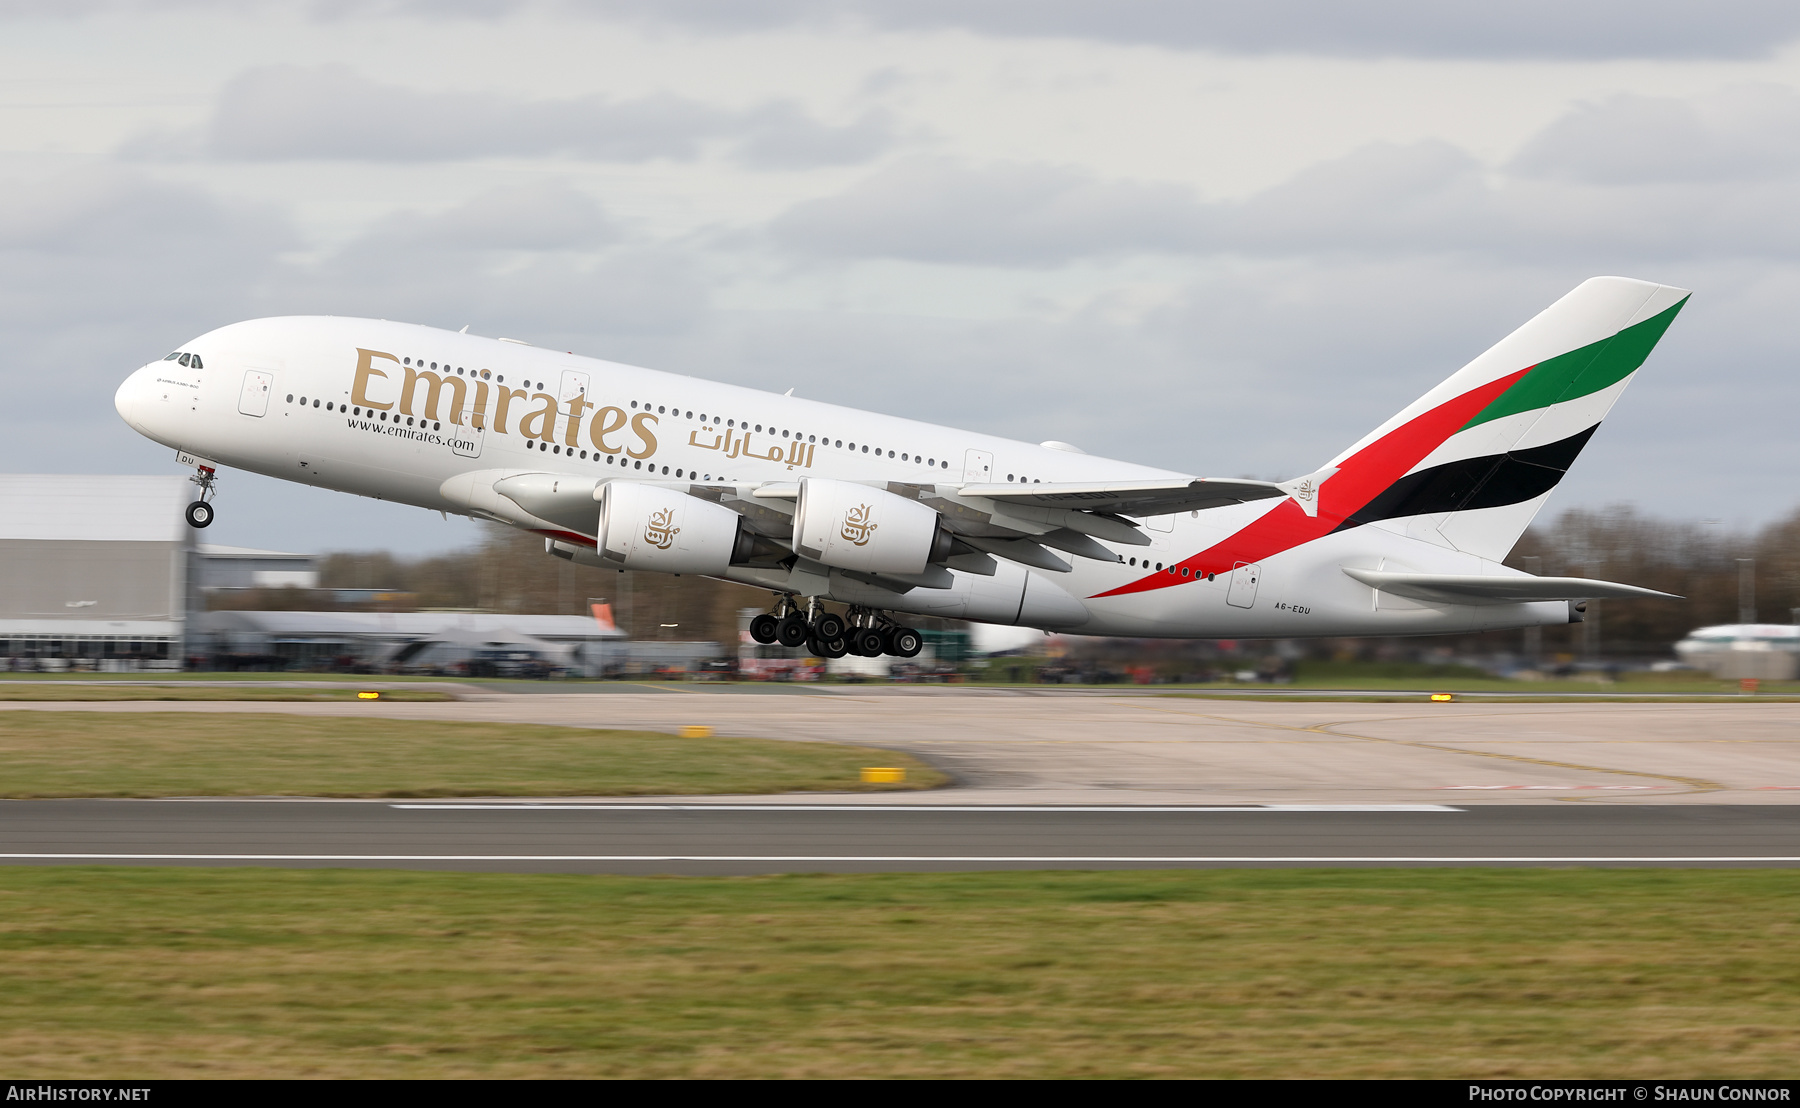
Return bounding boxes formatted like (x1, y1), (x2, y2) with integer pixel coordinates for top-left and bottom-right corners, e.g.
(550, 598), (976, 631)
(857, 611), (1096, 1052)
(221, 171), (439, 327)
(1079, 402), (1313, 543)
(628, 401), (954, 469)
(1122, 555), (1215, 580)
(310, 363), (1061, 480)
(387, 360), (962, 471)
(288, 394), (442, 431)
(162, 352), (203, 369)
(514, 437), (719, 477)
(403, 357), (495, 382)
(285, 386), (961, 475)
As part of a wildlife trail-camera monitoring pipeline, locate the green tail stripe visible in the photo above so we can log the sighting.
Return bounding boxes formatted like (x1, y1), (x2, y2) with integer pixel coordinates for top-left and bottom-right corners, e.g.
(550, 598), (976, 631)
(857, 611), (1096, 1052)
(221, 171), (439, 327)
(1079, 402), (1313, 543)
(1460, 296), (1688, 432)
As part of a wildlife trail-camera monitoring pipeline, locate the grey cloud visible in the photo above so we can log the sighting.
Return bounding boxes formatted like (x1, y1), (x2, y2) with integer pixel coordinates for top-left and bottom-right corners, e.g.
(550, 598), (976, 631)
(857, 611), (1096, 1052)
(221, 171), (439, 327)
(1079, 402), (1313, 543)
(734, 103), (895, 170)
(0, 168), (290, 261)
(8, 0), (1800, 60)
(570, 0), (1800, 61)
(206, 65), (723, 161)
(1216, 141), (1499, 253)
(0, 170), (291, 333)
(769, 149), (1501, 267)
(1510, 86), (1800, 184)
(771, 159), (1206, 266)
(300, 228), (709, 338)
(0, 170), (292, 491)
(774, 128), (1800, 268)
(120, 64), (893, 168)
(348, 183), (620, 252)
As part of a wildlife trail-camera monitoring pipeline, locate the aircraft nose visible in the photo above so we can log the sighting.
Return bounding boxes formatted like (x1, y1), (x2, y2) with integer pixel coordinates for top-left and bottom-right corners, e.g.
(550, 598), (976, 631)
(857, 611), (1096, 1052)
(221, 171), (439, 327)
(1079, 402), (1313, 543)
(114, 362), (161, 435)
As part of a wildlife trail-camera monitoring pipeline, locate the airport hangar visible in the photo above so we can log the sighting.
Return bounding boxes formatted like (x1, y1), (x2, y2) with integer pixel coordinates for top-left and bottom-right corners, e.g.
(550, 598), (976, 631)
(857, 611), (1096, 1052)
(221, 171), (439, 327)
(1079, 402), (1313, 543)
(0, 474), (631, 672)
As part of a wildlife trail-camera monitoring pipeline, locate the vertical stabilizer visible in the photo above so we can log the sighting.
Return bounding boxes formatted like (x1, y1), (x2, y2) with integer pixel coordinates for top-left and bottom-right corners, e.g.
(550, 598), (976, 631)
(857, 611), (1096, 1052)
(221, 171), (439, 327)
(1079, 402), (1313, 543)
(1314, 276), (1688, 560)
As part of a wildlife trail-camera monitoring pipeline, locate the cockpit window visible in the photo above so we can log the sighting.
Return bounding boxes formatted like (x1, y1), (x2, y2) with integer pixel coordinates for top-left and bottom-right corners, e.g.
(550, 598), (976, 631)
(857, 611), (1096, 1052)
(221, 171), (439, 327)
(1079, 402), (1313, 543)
(178, 354), (192, 368)
(191, 355), (202, 369)
(163, 353), (179, 361)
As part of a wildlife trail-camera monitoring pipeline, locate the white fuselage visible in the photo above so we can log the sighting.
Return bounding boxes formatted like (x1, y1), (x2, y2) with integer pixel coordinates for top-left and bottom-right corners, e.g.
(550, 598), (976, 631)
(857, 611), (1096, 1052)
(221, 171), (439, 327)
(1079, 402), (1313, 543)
(114, 316), (1569, 638)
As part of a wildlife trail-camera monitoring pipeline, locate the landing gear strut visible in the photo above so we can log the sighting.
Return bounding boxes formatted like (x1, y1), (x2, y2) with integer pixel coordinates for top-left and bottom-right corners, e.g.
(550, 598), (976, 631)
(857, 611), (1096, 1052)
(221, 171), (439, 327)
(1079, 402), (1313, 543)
(748, 595), (812, 648)
(184, 465), (218, 529)
(843, 606), (924, 659)
(750, 596), (922, 660)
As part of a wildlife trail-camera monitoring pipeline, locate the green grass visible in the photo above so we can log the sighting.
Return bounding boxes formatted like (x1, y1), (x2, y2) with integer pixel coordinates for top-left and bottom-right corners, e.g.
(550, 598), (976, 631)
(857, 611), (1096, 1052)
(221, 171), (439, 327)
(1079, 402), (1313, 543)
(0, 713), (945, 797)
(0, 687), (452, 702)
(0, 672), (451, 682)
(1, 867), (1796, 1077)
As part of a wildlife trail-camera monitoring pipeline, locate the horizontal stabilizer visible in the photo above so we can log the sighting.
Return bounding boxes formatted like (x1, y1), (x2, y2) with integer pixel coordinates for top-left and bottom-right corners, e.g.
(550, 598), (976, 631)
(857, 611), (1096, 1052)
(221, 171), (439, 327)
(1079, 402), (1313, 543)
(962, 478), (1285, 517)
(1342, 567), (1680, 605)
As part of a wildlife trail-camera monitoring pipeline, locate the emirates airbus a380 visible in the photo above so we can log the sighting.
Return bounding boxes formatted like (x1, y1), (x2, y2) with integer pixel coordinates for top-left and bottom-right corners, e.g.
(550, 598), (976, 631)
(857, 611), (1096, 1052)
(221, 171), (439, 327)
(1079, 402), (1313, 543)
(114, 276), (1686, 659)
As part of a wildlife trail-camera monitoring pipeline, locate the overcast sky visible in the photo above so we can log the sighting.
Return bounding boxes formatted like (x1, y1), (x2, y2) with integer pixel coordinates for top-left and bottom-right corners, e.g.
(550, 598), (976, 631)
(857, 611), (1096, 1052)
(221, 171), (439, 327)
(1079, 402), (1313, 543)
(4, 1), (1799, 555)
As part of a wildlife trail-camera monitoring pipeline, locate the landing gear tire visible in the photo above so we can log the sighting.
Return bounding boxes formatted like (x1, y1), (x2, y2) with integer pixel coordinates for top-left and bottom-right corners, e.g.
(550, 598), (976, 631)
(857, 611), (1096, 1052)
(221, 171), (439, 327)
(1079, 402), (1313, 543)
(749, 614), (780, 645)
(889, 627), (924, 659)
(776, 615), (810, 648)
(811, 611), (846, 641)
(813, 636), (848, 659)
(184, 500), (214, 529)
(850, 627), (886, 657)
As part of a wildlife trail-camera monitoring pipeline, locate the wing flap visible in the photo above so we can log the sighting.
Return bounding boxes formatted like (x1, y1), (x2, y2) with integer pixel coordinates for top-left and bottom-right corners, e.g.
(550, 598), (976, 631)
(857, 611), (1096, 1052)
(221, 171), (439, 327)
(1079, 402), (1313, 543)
(961, 478), (1286, 517)
(1343, 567), (1680, 605)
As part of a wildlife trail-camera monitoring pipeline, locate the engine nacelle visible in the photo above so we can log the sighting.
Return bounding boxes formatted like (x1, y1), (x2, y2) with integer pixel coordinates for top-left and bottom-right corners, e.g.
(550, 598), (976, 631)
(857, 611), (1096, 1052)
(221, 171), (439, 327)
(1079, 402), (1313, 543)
(793, 478), (950, 575)
(598, 482), (751, 574)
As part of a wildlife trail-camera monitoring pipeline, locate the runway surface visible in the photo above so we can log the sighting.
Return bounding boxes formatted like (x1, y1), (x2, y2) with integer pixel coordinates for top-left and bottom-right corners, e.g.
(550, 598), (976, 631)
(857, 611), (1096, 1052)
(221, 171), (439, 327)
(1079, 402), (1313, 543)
(8, 689), (1800, 805)
(5, 800), (1800, 873)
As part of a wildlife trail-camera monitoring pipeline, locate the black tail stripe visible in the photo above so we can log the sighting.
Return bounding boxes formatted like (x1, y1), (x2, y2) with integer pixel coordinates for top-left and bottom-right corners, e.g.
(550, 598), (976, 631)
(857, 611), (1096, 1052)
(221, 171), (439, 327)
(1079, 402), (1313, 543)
(1334, 424), (1599, 531)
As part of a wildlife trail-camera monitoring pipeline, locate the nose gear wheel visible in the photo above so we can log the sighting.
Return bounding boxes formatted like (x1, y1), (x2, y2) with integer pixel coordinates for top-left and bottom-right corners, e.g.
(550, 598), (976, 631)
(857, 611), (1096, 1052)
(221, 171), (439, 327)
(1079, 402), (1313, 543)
(184, 464), (219, 529)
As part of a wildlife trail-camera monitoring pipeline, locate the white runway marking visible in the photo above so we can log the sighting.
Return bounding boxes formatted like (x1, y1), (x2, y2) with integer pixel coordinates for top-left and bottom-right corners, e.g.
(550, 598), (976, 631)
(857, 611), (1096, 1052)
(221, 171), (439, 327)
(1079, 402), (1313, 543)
(386, 804), (1464, 813)
(3, 854), (1797, 863)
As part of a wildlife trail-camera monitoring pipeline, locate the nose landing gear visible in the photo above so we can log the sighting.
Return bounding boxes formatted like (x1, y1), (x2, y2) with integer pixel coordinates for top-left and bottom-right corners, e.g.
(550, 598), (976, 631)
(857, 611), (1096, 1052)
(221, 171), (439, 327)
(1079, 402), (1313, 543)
(184, 464), (219, 529)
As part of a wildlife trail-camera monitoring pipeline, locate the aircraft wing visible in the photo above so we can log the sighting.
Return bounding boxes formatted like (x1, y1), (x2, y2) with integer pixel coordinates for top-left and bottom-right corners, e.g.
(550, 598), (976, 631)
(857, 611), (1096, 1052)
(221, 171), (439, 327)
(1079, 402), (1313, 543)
(1342, 568), (1680, 605)
(958, 478), (1287, 517)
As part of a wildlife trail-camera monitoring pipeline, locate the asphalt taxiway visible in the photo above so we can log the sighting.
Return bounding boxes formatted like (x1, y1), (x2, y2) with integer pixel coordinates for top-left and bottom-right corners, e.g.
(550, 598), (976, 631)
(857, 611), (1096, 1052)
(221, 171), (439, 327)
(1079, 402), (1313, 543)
(4, 799), (1799, 873)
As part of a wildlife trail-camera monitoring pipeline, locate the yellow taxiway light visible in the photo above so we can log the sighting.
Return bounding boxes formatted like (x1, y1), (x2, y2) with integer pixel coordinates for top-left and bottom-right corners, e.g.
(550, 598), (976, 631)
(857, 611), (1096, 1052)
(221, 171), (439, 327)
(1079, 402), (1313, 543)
(1429, 693), (1454, 702)
(861, 767), (906, 784)
(357, 691), (381, 700)
(679, 725), (714, 738)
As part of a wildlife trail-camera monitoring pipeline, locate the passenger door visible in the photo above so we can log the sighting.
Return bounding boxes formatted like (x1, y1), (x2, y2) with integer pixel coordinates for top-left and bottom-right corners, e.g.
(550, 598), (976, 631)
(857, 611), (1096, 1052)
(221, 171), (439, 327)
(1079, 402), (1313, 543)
(559, 369), (592, 443)
(451, 419), (484, 459)
(237, 371), (272, 417)
(1226, 561), (1261, 609)
(962, 449), (993, 484)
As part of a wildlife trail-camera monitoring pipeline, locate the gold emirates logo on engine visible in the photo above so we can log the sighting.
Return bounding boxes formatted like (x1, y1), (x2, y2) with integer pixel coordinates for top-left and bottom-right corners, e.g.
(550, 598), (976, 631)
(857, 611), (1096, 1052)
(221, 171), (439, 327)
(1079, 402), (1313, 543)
(644, 507), (680, 550)
(840, 504), (878, 546)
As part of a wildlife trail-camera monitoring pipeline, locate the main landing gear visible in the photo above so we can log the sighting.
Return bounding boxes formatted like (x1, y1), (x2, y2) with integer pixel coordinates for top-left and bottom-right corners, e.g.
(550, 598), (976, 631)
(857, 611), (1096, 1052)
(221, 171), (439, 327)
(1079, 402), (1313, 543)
(749, 597), (923, 660)
(184, 464), (219, 529)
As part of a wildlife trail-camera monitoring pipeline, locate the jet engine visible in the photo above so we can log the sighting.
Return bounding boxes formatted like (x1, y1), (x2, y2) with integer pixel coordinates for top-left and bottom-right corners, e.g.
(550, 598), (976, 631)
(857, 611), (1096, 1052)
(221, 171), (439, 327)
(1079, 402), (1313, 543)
(598, 482), (754, 574)
(793, 478), (952, 575)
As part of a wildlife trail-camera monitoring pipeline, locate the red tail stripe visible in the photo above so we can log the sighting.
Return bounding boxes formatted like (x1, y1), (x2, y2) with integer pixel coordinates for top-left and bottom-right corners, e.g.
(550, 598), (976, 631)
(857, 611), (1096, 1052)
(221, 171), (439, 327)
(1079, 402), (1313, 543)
(1090, 367), (1530, 599)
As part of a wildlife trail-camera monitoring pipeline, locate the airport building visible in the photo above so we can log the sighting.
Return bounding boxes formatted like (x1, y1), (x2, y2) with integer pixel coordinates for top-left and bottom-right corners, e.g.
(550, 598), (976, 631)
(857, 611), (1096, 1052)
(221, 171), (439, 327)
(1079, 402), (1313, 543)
(0, 475), (196, 670)
(0, 473), (723, 675)
(193, 609), (634, 676)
